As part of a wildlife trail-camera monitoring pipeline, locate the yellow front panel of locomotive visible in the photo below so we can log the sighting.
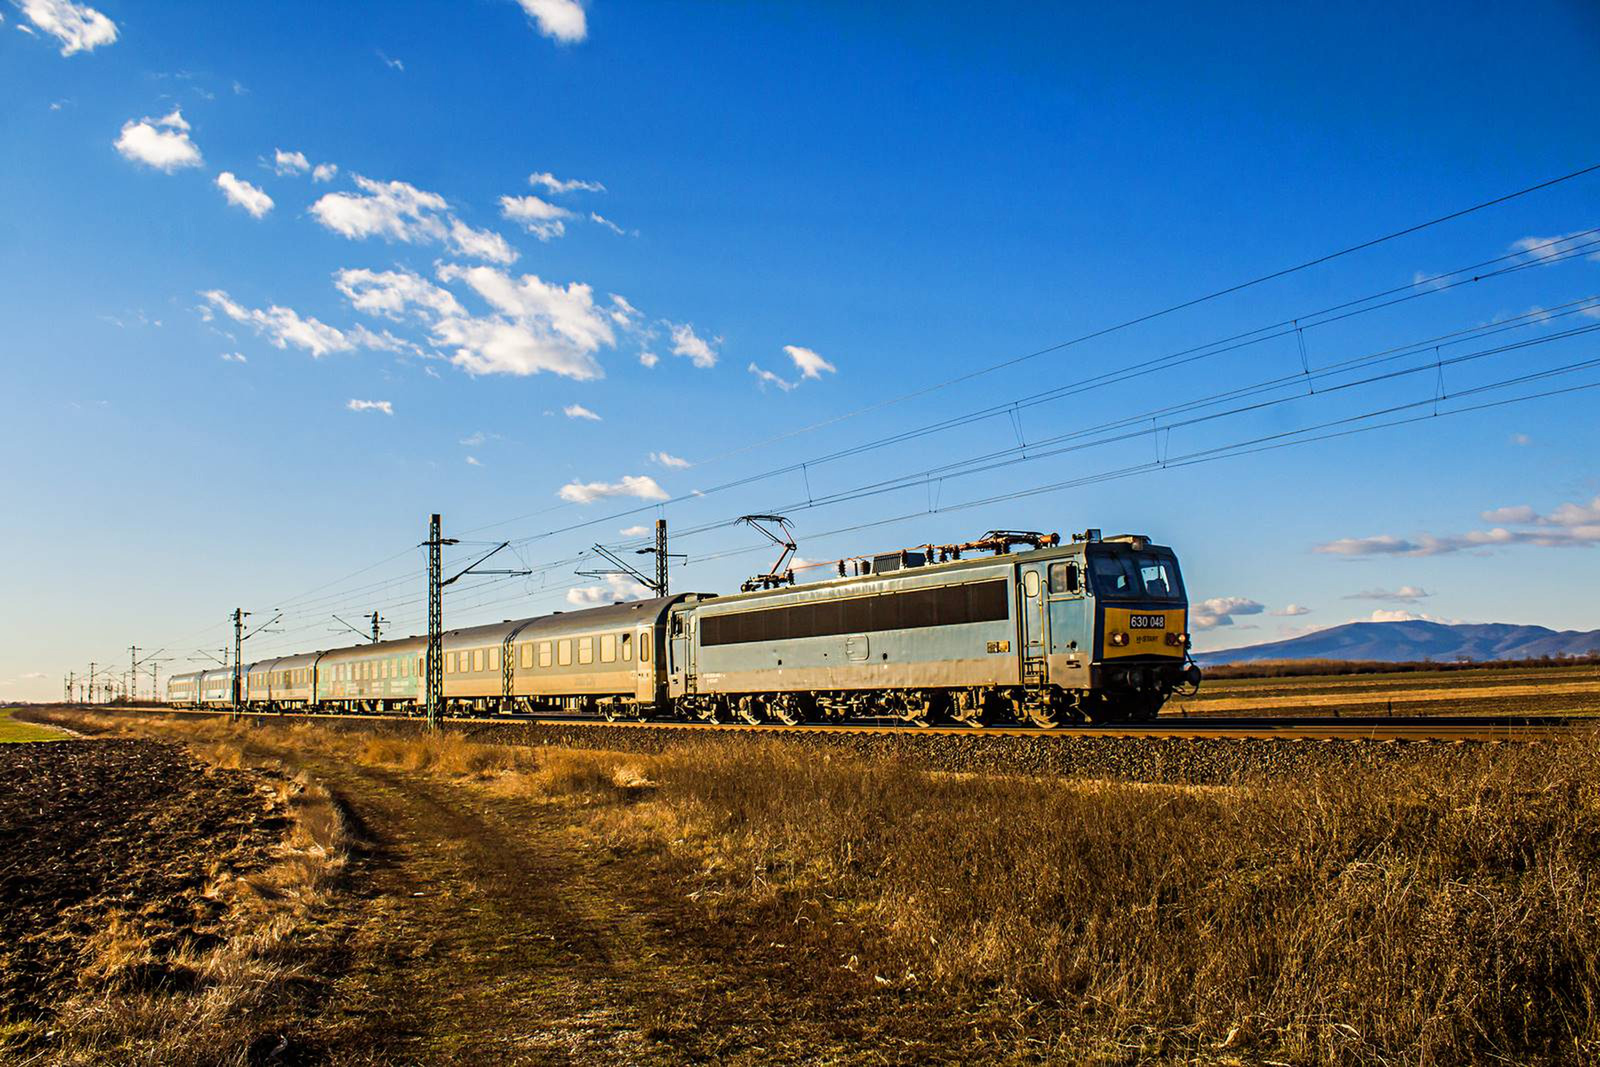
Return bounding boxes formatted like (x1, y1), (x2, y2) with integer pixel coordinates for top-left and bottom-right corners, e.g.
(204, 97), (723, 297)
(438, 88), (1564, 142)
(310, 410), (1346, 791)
(1101, 607), (1186, 660)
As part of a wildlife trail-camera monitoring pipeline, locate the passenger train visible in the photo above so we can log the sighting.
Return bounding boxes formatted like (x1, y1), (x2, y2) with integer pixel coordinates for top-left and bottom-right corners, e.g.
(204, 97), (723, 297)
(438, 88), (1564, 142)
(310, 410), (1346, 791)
(166, 530), (1201, 726)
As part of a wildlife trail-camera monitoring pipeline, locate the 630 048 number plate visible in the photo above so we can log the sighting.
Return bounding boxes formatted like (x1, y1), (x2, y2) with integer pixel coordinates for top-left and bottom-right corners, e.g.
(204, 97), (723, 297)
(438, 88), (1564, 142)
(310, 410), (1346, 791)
(1128, 614), (1166, 629)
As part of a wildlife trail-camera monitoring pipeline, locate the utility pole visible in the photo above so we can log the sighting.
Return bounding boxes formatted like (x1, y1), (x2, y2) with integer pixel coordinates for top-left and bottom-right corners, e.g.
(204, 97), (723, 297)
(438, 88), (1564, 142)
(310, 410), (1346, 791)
(232, 609), (249, 714)
(88, 662), (97, 705)
(64, 674), (72, 704)
(129, 646), (140, 704)
(421, 515), (527, 729)
(424, 514), (455, 730)
(368, 611), (387, 643)
(655, 519), (669, 595)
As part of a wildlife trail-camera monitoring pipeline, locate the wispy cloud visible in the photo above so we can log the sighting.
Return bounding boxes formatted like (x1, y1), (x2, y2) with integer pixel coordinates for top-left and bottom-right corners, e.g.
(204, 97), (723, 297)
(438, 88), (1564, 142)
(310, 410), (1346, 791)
(114, 108), (201, 171)
(1270, 603), (1311, 616)
(347, 398), (393, 415)
(202, 289), (374, 359)
(312, 175), (517, 264)
(377, 50), (404, 71)
(557, 474), (668, 504)
(215, 172), (273, 218)
(748, 362), (794, 391)
(499, 193), (571, 241)
(668, 322), (718, 368)
(567, 573), (651, 607)
(529, 170), (602, 195)
(219, 351), (247, 364)
(1315, 494), (1600, 556)
(650, 451), (689, 469)
(274, 148), (310, 175)
(335, 268), (464, 320)
(783, 344), (836, 380)
(563, 403), (600, 420)
(14, 0), (117, 55)
(1345, 586), (1431, 602)
(619, 524), (650, 537)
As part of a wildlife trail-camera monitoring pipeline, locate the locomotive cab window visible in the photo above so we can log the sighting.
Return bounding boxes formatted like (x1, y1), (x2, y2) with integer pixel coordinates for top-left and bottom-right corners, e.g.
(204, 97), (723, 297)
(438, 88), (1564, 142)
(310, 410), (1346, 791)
(1049, 561), (1082, 595)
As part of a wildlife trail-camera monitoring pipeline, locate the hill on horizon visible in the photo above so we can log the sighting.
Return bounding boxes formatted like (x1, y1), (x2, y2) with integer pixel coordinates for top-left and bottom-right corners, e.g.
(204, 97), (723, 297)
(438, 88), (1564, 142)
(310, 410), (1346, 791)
(1195, 620), (1600, 666)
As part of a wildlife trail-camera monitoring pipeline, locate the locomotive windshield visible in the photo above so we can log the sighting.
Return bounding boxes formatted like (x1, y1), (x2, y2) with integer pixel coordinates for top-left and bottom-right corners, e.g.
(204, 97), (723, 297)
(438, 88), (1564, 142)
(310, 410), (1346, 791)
(1088, 550), (1184, 601)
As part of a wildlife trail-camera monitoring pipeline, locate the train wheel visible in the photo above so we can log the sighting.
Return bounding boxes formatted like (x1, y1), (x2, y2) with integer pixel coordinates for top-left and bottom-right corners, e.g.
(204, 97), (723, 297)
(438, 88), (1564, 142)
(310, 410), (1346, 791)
(735, 696), (763, 725)
(769, 694), (810, 726)
(951, 690), (994, 728)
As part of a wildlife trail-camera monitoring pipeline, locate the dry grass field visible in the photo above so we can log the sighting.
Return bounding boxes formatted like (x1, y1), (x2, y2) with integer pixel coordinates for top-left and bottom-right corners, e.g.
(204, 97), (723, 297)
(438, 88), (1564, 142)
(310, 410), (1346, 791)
(1169, 661), (1600, 718)
(11, 703), (1599, 1065)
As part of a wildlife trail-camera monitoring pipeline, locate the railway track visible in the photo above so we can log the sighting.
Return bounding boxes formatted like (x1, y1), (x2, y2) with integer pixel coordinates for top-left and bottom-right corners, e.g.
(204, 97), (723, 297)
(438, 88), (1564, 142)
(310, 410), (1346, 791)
(97, 705), (1593, 742)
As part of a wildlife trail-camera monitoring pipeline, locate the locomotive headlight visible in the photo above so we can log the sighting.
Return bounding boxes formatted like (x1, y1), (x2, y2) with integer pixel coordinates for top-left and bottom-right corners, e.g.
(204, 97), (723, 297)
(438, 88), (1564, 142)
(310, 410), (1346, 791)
(1109, 631), (1130, 647)
(1165, 631), (1191, 648)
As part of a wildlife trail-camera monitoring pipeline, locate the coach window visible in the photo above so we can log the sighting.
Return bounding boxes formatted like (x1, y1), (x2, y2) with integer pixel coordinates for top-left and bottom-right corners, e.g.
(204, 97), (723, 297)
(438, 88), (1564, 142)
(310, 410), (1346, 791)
(620, 633), (633, 661)
(473, 649), (484, 672)
(539, 641), (553, 668)
(489, 648), (500, 672)
(446, 652), (455, 673)
(600, 633), (616, 663)
(639, 635), (650, 663)
(578, 636), (594, 665)
(520, 643), (533, 669)
(557, 639), (572, 666)
(1023, 569), (1042, 599)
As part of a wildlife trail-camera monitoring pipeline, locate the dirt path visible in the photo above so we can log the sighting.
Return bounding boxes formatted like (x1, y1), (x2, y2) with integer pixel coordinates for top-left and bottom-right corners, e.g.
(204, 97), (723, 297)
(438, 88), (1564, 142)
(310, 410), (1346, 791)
(292, 759), (978, 1065)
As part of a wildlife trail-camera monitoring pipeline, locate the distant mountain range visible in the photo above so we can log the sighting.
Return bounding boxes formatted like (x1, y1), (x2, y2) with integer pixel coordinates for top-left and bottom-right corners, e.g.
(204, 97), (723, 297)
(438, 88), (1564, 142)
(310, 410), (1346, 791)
(1195, 621), (1600, 666)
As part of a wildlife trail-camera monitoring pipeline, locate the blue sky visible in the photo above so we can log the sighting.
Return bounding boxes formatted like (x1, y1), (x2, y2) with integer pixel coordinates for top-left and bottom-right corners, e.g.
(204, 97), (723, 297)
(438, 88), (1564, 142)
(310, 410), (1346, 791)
(4, 1), (1600, 699)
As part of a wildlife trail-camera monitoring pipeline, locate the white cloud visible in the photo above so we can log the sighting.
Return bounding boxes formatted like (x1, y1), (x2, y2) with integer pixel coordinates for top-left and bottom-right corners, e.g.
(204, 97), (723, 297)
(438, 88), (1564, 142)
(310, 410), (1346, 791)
(619, 524), (650, 537)
(563, 403), (600, 420)
(638, 351), (659, 368)
(1366, 609), (1434, 624)
(1512, 232), (1600, 264)
(335, 268), (465, 320)
(219, 351), (247, 363)
(650, 451), (689, 469)
(528, 170), (604, 194)
(312, 175), (448, 243)
(431, 263), (614, 379)
(1270, 603), (1311, 616)
(460, 431), (486, 446)
(499, 194), (571, 241)
(1345, 586), (1431, 602)
(748, 362), (795, 391)
(567, 573), (652, 607)
(557, 474), (668, 504)
(783, 344), (835, 380)
(666, 322), (717, 368)
(312, 162), (338, 182)
(14, 0), (117, 55)
(590, 212), (627, 235)
(347, 399), (393, 415)
(313, 175), (517, 263)
(465, 455), (481, 466)
(1191, 597), (1265, 630)
(274, 148), (310, 175)
(1315, 494), (1600, 557)
(202, 289), (369, 359)
(1480, 505), (1536, 525)
(515, 0), (587, 43)
(448, 218), (518, 264)
(606, 294), (640, 327)
(378, 49), (403, 71)
(215, 171), (274, 218)
(114, 109), (201, 171)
